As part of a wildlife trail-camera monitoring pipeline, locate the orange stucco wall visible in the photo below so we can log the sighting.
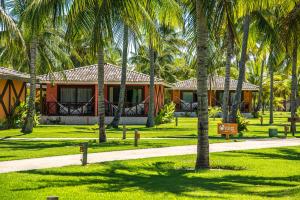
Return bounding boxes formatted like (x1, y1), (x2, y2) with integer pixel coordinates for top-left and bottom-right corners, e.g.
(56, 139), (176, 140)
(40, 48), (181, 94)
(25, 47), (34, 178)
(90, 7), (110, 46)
(243, 91), (252, 112)
(46, 84), (58, 115)
(0, 79), (26, 120)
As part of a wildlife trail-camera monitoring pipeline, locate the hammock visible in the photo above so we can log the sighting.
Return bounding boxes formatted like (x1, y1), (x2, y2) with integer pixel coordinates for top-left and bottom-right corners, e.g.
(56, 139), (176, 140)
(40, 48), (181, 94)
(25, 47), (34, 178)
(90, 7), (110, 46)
(106, 96), (149, 116)
(57, 96), (94, 115)
(179, 99), (198, 111)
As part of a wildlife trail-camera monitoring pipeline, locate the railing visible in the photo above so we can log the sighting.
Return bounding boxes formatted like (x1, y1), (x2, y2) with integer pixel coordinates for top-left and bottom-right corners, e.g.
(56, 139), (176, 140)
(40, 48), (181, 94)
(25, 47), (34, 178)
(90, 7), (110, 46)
(176, 102), (198, 112)
(44, 102), (95, 116)
(105, 101), (148, 117)
(175, 101), (250, 112)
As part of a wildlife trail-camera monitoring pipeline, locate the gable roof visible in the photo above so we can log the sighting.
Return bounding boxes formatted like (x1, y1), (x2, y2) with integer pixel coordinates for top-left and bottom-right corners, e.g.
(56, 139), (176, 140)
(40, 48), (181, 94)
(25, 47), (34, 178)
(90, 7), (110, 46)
(173, 76), (259, 91)
(0, 67), (30, 82)
(39, 63), (168, 86)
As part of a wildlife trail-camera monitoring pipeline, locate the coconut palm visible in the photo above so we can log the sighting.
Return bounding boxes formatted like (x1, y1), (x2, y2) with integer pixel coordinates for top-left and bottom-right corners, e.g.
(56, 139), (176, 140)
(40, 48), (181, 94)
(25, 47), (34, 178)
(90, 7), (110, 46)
(109, 24), (129, 128)
(279, 2), (300, 135)
(142, 0), (182, 128)
(0, 1), (73, 133)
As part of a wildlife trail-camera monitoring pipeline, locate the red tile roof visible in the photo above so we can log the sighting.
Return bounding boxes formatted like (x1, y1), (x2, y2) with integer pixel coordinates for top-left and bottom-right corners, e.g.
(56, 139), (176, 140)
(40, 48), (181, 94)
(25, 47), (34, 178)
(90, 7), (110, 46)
(173, 76), (259, 91)
(39, 63), (166, 85)
(0, 67), (30, 81)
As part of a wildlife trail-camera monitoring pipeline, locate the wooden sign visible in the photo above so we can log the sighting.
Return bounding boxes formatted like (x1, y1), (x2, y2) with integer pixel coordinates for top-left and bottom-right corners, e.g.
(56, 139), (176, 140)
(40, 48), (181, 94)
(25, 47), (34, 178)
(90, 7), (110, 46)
(218, 123), (238, 136)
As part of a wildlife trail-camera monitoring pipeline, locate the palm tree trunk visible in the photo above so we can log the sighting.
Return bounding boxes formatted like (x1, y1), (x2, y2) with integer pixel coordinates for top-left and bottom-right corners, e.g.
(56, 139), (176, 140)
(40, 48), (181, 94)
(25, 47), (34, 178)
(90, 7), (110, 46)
(146, 41), (155, 127)
(98, 44), (106, 142)
(110, 24), (129, 128)
(229, 15), (250, 123)
(269, 53), (274, 124)
(22, 40), (37, 134)
(290, 34), (298, 135)
(195, 0), (209, 170)
(256, 57), (265, 112)
(222, 23), (234, 123)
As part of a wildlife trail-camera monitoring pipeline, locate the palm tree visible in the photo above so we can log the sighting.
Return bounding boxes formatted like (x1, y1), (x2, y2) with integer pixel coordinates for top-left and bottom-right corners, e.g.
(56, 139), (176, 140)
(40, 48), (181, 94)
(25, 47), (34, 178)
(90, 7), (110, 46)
(109, 24), (129, 128)
(195, 0), (210, 169)
(64, 0), (149, 142)
(143, 0), (182, 127)
(1, 1), (73, 133)
(212, 0), (237, 123)
(229, 14), (251, 123)
(280, 2), (300, 135)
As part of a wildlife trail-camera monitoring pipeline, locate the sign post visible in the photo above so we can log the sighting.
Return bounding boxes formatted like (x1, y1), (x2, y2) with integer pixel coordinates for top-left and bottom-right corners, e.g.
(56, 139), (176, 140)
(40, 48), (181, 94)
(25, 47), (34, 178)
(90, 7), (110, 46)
(218, 123), (238, 140)
(80, 142), (88, 166)
(134, 129), (140, 147)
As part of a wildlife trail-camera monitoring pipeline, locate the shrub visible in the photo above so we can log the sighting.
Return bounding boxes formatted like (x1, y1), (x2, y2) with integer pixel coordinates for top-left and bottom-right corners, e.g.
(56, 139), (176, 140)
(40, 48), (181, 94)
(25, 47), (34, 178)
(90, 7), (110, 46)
(208, 106), (222, 120)
(155, 102), (175, 125)
(296, 107), (300, 117)
(0, 119), (8, 130)
(236, 110), (249, 133)
(7, 102), (40, 128)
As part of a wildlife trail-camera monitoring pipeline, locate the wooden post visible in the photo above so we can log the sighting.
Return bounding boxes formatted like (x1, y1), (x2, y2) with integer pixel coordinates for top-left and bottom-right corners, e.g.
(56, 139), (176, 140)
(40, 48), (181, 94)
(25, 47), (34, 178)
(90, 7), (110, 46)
(40, 83), (43, 114)
(80, 142), (88, 165)
(226, 134), (230, 140)
(122, 125), (126, 140)
(284, 125), (289, 137)
(134, 129), (140, 147)
(260, 116), (263, 125)
(47, 196), (59, 200)
(175, 116), (178, 127)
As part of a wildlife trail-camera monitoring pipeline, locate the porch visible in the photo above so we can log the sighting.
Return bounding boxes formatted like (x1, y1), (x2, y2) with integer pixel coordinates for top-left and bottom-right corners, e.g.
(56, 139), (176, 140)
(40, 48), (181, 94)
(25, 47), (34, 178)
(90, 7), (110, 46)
(173, 90), (253, 113)
(41, 84), (151, 117)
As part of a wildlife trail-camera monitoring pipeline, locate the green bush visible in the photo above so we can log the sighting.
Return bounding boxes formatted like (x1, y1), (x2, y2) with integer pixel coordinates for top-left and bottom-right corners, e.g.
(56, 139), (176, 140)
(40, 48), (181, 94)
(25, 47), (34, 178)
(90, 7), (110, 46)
(296, 107), (300, 117)
(236, 111), (249, 133)
(155, 102), (175, 125)
(208, 106), (222, 120)
(7, 102), (40, 128)
(0, 119), (8, 130)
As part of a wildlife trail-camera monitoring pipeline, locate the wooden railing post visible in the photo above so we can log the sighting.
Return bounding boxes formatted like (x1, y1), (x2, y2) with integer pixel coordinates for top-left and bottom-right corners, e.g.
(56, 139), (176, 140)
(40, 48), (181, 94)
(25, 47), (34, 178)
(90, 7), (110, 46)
(123, 125), (126, 140)
(134, 129), (140, 147)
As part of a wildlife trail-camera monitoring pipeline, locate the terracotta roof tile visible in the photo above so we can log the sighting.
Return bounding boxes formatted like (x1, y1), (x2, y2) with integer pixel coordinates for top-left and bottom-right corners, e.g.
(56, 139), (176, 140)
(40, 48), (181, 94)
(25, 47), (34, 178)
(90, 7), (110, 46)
(0, 67), (30, 81)
(39, 63), (164, 84)
(174, 76), (259, 91)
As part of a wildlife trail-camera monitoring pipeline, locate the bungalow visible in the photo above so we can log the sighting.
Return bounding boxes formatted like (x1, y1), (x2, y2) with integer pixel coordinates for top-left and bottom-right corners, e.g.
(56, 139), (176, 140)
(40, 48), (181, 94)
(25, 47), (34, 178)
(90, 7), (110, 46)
(170, 76), (259, 114)
(39, 63), (170, 125)
(0, 67), (29, 122)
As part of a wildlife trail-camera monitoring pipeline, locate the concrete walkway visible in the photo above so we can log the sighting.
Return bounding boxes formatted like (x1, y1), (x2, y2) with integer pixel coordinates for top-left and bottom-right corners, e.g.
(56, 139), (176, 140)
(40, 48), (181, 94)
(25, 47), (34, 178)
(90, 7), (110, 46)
(0, 138), (299, 173)
(2, 137), (194, 141)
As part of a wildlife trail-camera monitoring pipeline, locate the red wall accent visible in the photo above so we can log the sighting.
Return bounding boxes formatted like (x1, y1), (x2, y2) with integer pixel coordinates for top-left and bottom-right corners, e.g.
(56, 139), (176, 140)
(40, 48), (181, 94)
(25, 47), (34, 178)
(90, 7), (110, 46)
(46, 84), (58, 115)
(94, 84), (98, 116)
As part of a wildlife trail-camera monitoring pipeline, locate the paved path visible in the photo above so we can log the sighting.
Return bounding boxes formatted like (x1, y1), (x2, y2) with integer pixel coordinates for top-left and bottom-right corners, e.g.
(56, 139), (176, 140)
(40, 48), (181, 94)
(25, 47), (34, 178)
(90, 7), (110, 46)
(2, 137), (194, 141)
(0, 138), (299, 173)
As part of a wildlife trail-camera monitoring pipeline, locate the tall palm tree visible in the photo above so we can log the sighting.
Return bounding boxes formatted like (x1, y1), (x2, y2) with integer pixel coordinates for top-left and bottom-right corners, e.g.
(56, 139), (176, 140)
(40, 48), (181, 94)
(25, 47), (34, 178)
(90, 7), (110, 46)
(143, 0), (182, 127)
(1, 1), (73, 133)
(64, 0), (147, 142)
(109, 24), (129, 128)
(280, 2), (300, 135)
(229, 14), (251, 123)
(195, 0), (210, 169)
(213, 0), (237, 123)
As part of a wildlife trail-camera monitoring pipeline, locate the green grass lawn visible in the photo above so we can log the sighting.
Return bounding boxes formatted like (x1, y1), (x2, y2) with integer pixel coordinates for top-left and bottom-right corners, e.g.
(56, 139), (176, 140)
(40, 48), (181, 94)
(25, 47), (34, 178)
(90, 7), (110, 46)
(0, 146), (299, 200)
(0, 112), (298, 161)
(0, 112), (297, 139)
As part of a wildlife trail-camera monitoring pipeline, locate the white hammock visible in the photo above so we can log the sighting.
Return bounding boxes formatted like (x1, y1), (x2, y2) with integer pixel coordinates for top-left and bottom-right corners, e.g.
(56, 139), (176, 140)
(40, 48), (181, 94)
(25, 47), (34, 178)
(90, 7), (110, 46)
(179, 99), (198, 111)
(58, 97), (94, 115)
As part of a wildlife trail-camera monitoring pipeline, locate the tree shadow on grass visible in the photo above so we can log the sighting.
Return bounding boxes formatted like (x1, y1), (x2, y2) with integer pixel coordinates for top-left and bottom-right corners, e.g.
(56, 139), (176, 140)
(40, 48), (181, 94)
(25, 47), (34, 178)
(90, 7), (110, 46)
(17, 161), (300, 199)
(229, 148), (300, 161)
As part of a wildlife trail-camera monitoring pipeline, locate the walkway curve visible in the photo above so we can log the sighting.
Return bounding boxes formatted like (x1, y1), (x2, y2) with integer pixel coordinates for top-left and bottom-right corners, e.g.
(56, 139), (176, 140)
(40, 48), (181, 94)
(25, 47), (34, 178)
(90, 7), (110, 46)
(0, 138), (299, 173)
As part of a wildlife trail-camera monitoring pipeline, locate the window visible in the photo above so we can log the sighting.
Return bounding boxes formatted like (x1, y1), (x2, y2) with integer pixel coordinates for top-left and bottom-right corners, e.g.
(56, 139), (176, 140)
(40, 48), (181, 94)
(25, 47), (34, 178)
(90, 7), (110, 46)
(126, 88), (143, 104)
(182, 92), (193, 103)
(108, 86), (143, 105)
(216, 91), (224, 106)
(60, 87), (93, 103)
